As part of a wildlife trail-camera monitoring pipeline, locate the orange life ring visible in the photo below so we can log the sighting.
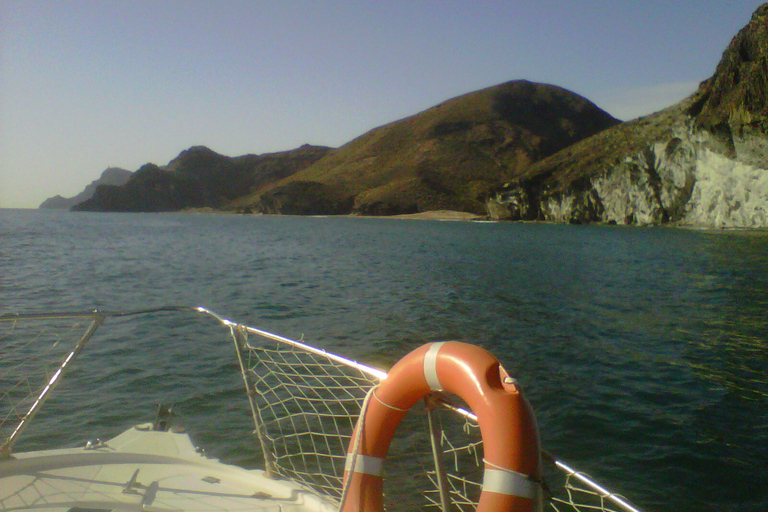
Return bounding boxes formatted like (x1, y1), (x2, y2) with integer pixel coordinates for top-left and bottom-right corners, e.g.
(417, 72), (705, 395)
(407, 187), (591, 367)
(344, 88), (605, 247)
(341, 341), (543, 512)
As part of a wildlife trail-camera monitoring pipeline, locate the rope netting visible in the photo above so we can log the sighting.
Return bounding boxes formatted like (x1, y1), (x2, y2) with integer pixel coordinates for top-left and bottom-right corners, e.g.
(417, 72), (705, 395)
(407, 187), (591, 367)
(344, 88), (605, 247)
(422, 413), (484, 511)
(0, 308), (642, 512)
(233, 325), (643, 512)
(0, 313), (102, 457)
(420, 409), (641, 512)
(235, 326), (382, 500)
(545, 458), (642, 512)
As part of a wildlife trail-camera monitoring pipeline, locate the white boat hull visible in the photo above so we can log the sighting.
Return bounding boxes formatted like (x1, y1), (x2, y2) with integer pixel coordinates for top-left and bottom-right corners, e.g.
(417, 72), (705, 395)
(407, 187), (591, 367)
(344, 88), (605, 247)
(0, 425), (336, 512)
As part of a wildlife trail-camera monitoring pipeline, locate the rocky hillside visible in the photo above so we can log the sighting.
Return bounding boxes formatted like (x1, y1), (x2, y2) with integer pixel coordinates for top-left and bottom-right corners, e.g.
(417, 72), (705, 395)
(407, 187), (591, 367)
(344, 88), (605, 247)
(237, 80), (619, 216)
(486, 5), (768, 227)
(73, 145), (330, 212)
(39, 167), (132, 209)
(61, 5), (768, 227)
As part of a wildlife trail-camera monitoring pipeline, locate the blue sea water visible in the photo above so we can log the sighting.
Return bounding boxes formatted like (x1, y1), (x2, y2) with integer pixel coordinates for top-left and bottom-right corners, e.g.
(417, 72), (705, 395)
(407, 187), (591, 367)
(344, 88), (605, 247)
(1, 208), (766, 511)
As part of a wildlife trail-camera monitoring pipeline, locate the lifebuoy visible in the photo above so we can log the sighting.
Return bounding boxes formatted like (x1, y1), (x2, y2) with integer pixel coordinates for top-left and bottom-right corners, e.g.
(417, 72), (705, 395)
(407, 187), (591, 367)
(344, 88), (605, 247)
(342, 341), (542, 512)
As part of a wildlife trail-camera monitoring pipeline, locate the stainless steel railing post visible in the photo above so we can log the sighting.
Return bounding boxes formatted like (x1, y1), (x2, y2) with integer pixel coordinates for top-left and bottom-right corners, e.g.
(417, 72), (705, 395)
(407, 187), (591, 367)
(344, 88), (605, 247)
(426, 395), (452, 512)
(0, 313), (105, 458)
(230, 324), (277, 478)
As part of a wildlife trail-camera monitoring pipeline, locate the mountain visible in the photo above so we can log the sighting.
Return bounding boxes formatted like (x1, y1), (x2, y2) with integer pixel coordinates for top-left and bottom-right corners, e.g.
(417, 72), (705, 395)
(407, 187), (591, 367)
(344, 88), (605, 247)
(72, 145), (330, 212)
(39, 167), (132, 209)
(62, 5), (768, 227)
(486, 4), (768, 227)
(238, 80), (619, 216)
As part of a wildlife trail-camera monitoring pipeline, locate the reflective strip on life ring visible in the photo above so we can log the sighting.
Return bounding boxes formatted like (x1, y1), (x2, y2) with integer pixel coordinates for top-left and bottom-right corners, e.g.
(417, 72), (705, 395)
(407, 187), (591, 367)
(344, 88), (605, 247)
(423, 341), (445, 391)
(342, 341), (543, 512)
(344, 454), (384, 476)
(483, 468), (538, 499)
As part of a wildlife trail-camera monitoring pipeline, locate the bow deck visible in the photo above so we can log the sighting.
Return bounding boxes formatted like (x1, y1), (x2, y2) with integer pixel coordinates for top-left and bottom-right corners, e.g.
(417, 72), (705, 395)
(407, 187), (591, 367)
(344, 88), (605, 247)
(1, 424), (335, 512)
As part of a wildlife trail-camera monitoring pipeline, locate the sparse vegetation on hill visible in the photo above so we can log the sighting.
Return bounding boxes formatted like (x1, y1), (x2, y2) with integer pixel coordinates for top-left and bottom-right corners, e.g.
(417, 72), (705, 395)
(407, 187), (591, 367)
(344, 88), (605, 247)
(237, 80), (619, 215)
(485, 4), (768, 227)
(55, 4), (768, 228)
(690, 4), (768, 134)
(72, 145), (330, 212)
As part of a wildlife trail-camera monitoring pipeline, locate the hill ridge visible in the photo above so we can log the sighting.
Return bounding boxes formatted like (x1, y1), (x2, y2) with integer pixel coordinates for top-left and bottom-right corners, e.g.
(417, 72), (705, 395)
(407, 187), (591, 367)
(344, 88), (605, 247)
(39, 167), (133, 209)
(485, 4), (768, 228)
(55, 4), (768, 228)
(240, 79), (619, 215)
(72, 145), (330, 212)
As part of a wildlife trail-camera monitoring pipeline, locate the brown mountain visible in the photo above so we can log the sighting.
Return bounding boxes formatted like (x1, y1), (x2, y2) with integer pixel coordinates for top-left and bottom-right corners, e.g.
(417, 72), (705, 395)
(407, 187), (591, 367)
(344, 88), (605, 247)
(73, 145), (330, 212)
(59, 5), (768, 226)
(39, 167), (133, 209)
(237, 80), (619, 216)
(691, 3), (768, 139)
(486, 4), (768, 227)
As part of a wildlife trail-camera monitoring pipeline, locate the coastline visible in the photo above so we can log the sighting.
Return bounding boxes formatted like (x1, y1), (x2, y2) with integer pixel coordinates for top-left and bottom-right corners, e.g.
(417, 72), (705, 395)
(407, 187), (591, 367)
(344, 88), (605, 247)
(354, 210), (487, 222)
(178, 207), (489, 222)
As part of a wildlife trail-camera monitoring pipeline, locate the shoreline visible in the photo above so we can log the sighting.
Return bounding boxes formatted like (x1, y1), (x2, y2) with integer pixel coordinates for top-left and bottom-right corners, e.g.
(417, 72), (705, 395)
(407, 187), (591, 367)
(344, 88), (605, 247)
(351, 210), (487, 222)
(24, 208), (768, 231)
(180, 207), (489, 222)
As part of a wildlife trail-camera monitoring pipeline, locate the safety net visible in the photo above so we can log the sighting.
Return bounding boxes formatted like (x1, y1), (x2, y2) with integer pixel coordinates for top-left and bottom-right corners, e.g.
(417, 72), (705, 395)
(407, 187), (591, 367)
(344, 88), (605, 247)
(0, 308), (643, 512)
(232, 322), (643, 512)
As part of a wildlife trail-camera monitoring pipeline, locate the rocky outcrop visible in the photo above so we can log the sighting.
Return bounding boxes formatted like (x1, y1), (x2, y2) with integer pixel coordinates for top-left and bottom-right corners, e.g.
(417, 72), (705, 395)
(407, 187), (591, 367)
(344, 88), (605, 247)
(39, 167), (132, 209)
(73, 145), (330, 212)
(690, 5), (768, 136)
(486, 5), (768, 228)
(73, 163), (203, 212)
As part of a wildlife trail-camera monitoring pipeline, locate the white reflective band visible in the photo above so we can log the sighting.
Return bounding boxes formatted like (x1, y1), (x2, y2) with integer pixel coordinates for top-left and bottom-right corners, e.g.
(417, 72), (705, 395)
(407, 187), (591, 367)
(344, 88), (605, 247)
(482, 469), (538, 499)
(344, 454), (384, 476)
(423, 342), (445, 391)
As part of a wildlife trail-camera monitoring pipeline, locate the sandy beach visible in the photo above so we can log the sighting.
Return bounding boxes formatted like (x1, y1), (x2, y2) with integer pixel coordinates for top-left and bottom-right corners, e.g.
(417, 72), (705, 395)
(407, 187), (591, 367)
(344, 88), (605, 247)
(370, 210), (487, 221)
(181, 208), (488, 222)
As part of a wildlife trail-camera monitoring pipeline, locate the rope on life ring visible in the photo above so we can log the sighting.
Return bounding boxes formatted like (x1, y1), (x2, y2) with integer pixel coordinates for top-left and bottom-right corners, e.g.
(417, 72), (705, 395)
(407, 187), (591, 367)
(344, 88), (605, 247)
(341, 341), (543, 512)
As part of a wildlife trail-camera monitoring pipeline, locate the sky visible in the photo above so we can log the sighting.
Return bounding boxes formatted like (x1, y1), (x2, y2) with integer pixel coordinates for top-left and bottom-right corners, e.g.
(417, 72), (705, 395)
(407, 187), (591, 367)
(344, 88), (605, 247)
(1, 0), (764, 208)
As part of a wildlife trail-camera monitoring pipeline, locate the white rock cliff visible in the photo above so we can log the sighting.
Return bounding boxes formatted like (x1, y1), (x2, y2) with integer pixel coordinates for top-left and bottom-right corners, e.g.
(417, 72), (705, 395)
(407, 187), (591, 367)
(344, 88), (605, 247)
(487, 4), (768, 228)
(536, 124), (768, 227)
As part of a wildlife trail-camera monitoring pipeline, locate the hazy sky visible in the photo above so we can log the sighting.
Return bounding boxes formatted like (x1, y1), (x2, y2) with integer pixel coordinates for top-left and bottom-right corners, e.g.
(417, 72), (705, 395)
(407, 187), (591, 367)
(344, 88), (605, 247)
(1, 0), (764, 208)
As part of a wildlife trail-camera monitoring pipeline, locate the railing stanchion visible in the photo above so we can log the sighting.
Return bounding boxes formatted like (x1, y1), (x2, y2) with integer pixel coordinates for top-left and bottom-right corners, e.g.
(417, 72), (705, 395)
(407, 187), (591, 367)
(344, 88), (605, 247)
(231, 324), (277, 478)
(426, 395), (452, 512)
(1, 313), (105, 458)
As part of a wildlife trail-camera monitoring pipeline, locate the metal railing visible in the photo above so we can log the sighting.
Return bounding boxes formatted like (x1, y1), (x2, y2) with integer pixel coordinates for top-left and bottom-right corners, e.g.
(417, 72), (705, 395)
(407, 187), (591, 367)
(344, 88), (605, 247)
(0, 306), (644, 512)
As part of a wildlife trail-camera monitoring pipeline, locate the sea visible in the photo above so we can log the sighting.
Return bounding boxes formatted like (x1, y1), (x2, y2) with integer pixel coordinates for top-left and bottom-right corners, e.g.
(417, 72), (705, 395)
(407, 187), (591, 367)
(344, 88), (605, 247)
(1, 208), (766, 512)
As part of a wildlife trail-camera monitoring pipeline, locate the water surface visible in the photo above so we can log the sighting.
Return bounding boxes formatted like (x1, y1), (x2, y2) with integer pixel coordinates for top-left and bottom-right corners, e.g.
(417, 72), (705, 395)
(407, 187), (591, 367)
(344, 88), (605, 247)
(1, 209), (766, 511)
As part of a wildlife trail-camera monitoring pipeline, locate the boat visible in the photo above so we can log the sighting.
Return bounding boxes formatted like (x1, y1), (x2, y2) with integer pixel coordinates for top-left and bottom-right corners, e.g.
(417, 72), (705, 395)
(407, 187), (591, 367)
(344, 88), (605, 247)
(0, 306), (643, 512)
